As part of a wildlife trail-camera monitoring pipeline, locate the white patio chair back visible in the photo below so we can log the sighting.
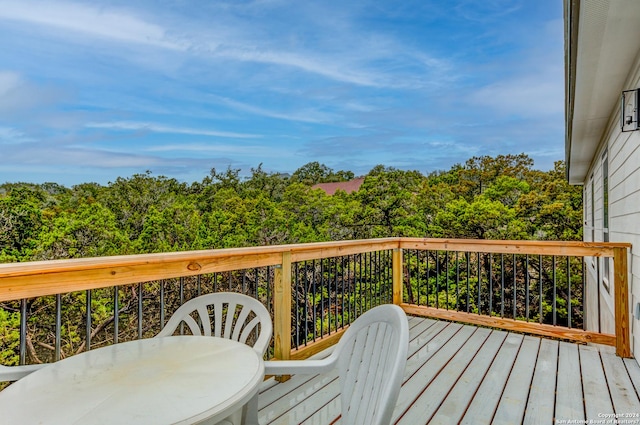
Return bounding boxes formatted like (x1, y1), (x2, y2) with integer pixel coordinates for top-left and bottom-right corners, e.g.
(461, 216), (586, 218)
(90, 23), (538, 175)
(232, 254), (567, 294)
(156, 292), (272, 356)
(264, 304), (409, 425)
(0, 364), (45, 382)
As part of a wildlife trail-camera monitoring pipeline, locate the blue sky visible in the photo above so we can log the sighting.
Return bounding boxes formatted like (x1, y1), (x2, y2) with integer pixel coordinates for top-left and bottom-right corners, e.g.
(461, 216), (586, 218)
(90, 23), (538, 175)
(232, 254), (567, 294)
(0, 0), (564, 186)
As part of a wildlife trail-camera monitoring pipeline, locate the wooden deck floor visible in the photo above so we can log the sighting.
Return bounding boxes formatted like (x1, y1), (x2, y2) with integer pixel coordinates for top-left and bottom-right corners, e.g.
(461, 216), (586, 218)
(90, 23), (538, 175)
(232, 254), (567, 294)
(257, 316), (640, 424)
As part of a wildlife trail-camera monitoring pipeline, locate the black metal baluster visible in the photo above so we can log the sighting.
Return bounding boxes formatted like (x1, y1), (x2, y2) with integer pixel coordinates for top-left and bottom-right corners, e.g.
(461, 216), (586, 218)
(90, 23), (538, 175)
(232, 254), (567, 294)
(513, 254), (517, 320)
(160, 280), (165, 330)
(20, 299), (27, 364)
(456, 252), (460, 311)
(426, 250), (430, 308)
(113, 287), (119, 344)
(466, 253), (470, 312)
(445, 250), (449, 310)
(567, 257), (572, 328)
(553, 256), (557, 326)
(487, 253), (493, 316)
(525, 255), (530, 322)
(436, 251), (440, 309)
(539, 255), (543, 324)
(55, 294), (62, 361)
(501, 254), (505, 318)
(179, 277), (184, 334)
(86, 290), (92, 351)
(138, 283), (143, 339)
(477, 253), (481, 315)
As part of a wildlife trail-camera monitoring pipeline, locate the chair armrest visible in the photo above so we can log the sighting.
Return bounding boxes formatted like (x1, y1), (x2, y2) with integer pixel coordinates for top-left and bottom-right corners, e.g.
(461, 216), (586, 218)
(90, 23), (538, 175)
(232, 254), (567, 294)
(0, 364), (46, 382)
(264, 357), (335, 376)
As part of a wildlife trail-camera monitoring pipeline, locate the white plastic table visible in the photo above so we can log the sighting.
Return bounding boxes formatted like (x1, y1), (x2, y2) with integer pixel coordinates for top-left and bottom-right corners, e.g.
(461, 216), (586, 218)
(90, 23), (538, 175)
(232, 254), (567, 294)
(0, 336), (264, 425)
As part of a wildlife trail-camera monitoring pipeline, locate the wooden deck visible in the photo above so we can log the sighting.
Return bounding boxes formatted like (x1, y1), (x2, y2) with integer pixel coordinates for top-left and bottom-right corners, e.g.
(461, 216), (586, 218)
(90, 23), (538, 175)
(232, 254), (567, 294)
(257, 316), (640, 424)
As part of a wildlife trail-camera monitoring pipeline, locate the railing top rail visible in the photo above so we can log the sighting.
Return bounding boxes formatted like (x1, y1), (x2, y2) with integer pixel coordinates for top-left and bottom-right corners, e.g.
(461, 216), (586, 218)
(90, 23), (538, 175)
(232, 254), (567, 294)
(0, 238), (398, 275)
(0, 237), (630, 302)
(0, 238), (399, 301)
(400, 238), (630, 257)
(1, 237), (629, 274)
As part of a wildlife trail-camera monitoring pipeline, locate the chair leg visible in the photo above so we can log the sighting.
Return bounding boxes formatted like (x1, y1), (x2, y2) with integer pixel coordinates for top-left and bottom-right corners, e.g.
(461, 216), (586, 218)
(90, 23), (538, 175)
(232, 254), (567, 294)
(242, 393), (260, 425)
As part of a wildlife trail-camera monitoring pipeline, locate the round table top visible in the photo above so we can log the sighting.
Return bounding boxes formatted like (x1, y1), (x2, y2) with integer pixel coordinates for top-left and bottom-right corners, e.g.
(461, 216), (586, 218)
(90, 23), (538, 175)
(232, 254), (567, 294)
(0, 336), (264, 425)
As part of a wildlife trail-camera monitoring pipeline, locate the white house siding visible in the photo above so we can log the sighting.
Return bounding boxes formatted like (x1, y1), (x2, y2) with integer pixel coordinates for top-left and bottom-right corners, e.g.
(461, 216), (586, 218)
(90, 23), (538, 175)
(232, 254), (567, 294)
(583, 51), (640, 356)
(583, 146), (614, 334)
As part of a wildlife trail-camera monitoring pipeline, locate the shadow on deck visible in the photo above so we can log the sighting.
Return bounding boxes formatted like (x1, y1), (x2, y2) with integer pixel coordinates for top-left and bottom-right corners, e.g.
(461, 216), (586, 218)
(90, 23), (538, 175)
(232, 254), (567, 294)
(257, 316), (640, 424)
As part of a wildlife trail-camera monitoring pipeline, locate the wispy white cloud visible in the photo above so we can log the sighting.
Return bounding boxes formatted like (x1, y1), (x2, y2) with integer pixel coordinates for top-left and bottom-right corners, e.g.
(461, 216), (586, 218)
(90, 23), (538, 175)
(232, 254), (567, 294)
(468, 18), (564, 118)
(0, 0), (185, 50)
(0, 126), (31, 143)
(0, 71), (21, 95)
(85, 121), (261, 139)
(0, 70), (67, 117)
(210, 95), (335, 124)
(0, 1), (449, 89)
(146, 142), (281, 156)
(0, 0), (565, 184)
(216, 48), (387, 88)
(469, 74), (563, 117)
(454, 0), (523, 23)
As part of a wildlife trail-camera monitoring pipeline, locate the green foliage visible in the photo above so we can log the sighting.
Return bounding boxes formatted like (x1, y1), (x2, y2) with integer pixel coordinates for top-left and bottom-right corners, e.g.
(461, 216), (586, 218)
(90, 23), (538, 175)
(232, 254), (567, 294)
(0, 186), (45, 260)
(34, 201), (130, 259)
(355, 166), (426, 238)
(0, 156), (585, 362)
(0, 308), (21, 366)
(291, 161), (354, 185)
(0, 155), (582, 262)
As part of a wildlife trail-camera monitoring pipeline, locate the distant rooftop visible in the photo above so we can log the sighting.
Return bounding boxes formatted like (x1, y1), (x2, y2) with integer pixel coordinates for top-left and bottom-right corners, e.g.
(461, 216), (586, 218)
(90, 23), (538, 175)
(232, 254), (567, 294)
(311, 177), (364, 195)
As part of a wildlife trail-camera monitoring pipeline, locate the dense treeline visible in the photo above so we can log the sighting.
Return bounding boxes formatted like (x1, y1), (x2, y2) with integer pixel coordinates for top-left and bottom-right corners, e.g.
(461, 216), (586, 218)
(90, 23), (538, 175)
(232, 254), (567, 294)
(0, 154), (581, 263)
(0, 154), (582, 368)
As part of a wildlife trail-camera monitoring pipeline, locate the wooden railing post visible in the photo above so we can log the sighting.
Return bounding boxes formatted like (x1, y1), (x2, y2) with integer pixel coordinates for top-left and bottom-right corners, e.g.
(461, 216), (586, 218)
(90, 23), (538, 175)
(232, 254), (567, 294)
(393, 248), (403, 305)
(273, 251), (292, 381)
(614, 246), (631, 358)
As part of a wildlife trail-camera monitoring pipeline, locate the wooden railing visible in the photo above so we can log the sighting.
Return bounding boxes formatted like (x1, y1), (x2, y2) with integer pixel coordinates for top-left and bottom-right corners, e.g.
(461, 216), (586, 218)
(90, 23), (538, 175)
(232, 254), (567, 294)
(398, 238), (631, 357)
(0, 238), (632, 368)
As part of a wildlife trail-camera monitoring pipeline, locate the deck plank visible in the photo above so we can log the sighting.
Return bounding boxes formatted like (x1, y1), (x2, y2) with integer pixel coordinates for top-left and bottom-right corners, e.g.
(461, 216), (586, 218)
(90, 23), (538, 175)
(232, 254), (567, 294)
(623, 358), (640, 397)
(580, 344), (615, 420)
(491, 335), (541, 425)
(601, 351), (640, 415)
(523, 338), (558, 424)
(405, 319), (449, 361)
(297, 317), (444, 425)
(459, 332), (523, 425)
(555, 341), (585, 422)
(429, 330), (508, 424)
(392, 323), (473, 421)
(257, 316), (640, 425)
(259, 370), (340, 425)
(396, 327), (492, 425)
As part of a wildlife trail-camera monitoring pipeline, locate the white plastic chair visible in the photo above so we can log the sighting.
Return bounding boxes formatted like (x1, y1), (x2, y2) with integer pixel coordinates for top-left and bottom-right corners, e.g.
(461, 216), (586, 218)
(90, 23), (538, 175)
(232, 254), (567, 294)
(157, 292), (272, 425)
(0, 364), (46, 382)
(156, 292), (272, 356)
(263, 304), (409, 425)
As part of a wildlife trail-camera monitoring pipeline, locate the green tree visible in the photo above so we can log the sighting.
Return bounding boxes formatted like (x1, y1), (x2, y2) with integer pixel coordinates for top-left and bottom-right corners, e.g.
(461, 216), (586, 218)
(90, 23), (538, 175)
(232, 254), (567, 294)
(517, 161), (582, 240)
(100, 172), (186, 241)
(135, 201), (202, 253)
(458, 153), (534, 199)
(292, 162), (354, 185)
(0, 187), (45, 261)
(354, 166), (426, 238)
(34, 201), (130, 260)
